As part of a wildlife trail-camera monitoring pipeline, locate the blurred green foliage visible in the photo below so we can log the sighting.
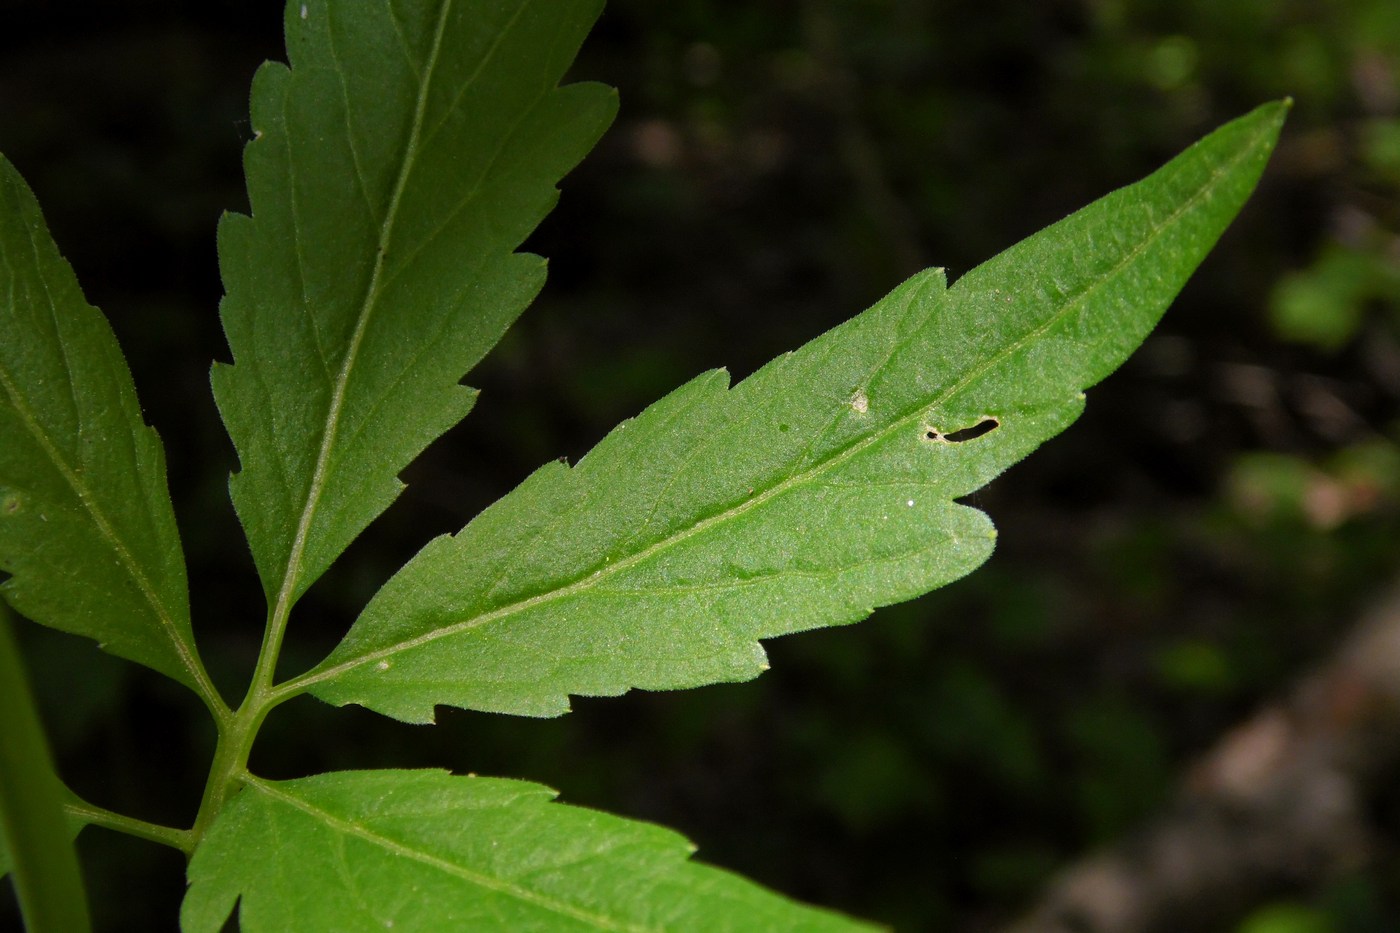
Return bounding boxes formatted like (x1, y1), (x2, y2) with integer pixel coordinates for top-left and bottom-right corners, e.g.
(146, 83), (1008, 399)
(1, 0), (1398, 929)
(1239, 902), (1336, 933)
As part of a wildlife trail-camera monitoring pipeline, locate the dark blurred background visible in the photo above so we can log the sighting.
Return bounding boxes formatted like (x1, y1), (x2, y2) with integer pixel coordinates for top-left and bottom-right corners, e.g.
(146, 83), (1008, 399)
(2, 0), (1399, 930)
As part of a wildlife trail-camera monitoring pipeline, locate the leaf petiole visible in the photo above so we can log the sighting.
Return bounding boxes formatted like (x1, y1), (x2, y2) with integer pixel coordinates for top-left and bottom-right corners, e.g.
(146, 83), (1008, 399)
(60, 799), (192, 857)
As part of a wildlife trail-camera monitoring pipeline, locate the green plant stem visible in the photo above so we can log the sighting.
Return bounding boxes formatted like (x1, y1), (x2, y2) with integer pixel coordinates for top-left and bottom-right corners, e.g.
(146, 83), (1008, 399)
(191, 695), (269, 847)
(265, 674), (312, 707)
(0, 607), (92, 933)
(60, 799), (192, 855)
(191, 663), (236, 733)
(190, 601), (298, 846)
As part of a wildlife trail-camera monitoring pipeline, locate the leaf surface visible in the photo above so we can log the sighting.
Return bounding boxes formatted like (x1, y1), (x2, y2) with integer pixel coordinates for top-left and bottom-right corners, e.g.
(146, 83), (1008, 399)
(181, 770), (868, 932)
(213, 0), (616, 605)
(302, 102), (1288, 721)
(0, 154), (201, 692)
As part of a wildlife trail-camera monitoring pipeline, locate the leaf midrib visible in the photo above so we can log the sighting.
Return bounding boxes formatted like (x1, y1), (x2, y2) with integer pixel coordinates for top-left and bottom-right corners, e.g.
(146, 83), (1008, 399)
(275, 0), (546, 609)
(245, 776), (655, 932)
(273, 0), (459, 606)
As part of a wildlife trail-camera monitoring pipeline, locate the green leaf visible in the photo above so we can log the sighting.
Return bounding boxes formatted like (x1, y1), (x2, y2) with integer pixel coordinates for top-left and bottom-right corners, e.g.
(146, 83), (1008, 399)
(181, 770), (869, 932)
(299, 102), (1288, 722)
(0, 153), (203, 693)
(0, 605), (91, 931)
(213, 0), (617, 606)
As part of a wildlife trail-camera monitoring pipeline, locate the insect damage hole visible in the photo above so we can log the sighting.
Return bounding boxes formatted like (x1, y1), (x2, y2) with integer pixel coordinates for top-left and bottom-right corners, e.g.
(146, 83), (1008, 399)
(923, 417), (1000, 444)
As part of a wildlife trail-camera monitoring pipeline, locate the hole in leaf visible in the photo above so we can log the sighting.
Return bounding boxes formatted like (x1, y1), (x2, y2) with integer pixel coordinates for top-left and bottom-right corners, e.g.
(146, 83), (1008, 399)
(924, 417), (1000, 443)
(944, 418), (999, 442)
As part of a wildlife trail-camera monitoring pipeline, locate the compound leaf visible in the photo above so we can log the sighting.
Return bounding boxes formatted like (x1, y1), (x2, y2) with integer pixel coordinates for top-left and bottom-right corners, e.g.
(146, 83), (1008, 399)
(181, 770), (868, 932)
(0, 153), (203, 694)
(213, 0), (616, 606)
(300, 102), (1287, 721)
